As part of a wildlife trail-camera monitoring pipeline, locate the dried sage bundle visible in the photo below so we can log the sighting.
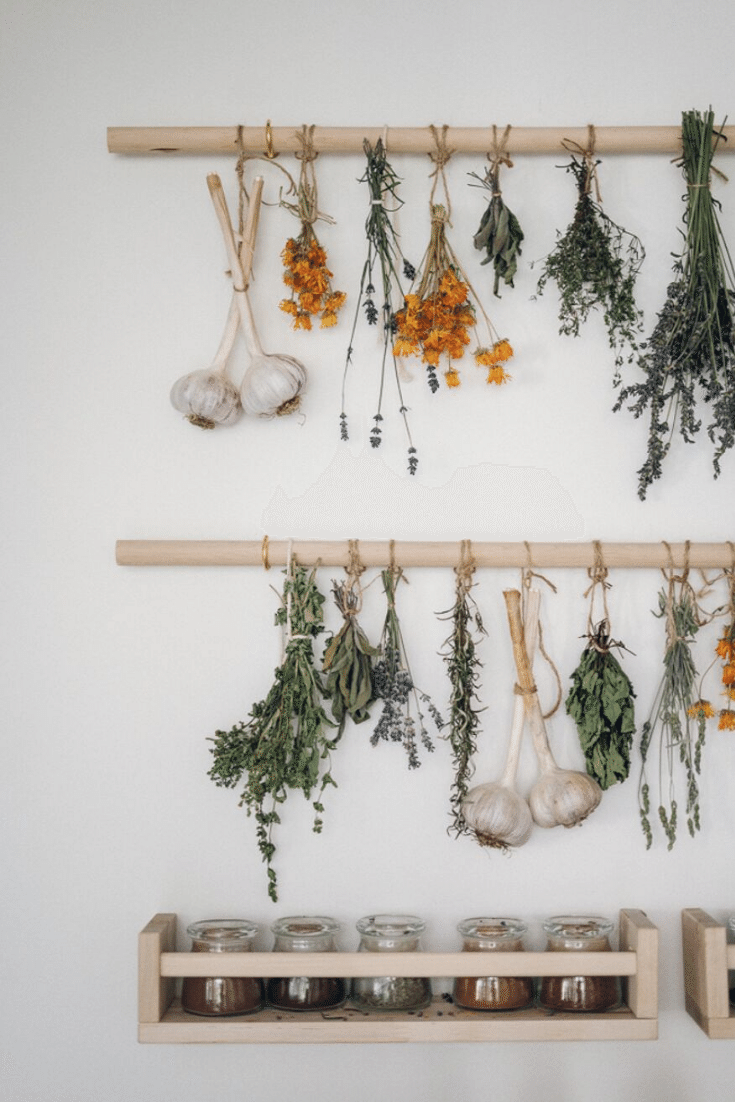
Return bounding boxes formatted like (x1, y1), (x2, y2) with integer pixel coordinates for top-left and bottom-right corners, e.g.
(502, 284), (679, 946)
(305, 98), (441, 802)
(208, 563), (336, 901)
(322, 571), (379, 737)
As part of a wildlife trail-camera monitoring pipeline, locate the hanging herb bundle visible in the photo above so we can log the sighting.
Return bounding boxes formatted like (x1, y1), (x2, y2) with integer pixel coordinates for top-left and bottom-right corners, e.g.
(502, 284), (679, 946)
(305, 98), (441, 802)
(208, 561), (337, 901)
(394, 126), (514, 391)
(371, 562), (444, 768)
(322, 545), (379, 737)
(535, 136), (645, 376)
(614, 109), (735, 498)
(638, 566), (706, 850)
(437, 541), (487, 836)
(279, 125), (347, 331)
(470, 127), (525, 296)
(340, 138), (419, 474)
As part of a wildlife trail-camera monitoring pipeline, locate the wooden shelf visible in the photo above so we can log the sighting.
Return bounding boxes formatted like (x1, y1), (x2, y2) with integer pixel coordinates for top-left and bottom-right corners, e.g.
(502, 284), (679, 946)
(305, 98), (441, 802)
(682, 908), (735, 1038)
(139, 910), (658, 1044)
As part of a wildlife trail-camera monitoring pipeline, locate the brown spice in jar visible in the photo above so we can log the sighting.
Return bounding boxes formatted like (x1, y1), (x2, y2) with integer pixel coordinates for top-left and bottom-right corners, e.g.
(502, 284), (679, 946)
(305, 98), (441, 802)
(539, 974), (620, 1012)
(181, 933), (263, 1017)
(266, 977), (346, 1011)
(453, 975), (534, 1011)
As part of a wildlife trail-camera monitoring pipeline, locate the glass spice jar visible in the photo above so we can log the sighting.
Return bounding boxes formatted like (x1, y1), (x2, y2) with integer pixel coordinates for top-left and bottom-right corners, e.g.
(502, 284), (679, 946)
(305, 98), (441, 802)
(350, 914), (432, 1012)
(539, 915), (621, 1013)
(266, 916), (346, 1011)
(181, 919), (264, 1017)
(453, 917), (534, 1011)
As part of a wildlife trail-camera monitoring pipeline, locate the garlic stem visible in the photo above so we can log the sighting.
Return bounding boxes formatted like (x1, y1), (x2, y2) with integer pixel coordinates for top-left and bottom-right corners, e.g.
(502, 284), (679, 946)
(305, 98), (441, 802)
(503, 589), (558, 773)
(498, 588), (540, 789)
(207, 173), (265, 358)
(210, 293), (240, 374)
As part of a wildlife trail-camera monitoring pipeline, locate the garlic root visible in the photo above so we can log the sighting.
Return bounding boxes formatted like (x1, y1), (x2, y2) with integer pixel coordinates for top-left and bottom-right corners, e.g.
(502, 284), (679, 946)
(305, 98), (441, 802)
(503, 589), (602, 830)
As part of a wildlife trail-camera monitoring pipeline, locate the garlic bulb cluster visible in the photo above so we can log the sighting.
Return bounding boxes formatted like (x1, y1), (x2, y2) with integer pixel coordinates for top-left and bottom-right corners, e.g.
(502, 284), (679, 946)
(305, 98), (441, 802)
(461, 588), (541, 851)
(503, 588), (603, 832)
(170, 296), (242, 429)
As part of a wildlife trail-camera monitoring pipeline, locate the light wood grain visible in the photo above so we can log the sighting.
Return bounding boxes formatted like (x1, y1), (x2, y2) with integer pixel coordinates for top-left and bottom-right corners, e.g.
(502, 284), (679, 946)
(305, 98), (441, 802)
(681, 908), (735, 1038)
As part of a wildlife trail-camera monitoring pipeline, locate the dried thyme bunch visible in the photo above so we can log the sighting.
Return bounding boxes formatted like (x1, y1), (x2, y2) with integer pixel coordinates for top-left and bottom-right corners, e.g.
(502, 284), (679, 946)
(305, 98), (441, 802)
(437, 542), (487, 835)
(614, 109), (735, 498)
(208, 563), (337, 901)
(638, 573), (706, 849)
(340, 138), (419, 474)
(322, 551), (379, 737)
(371, 564), (444, 767)
(470, 130), (524, 296)
(535, 150), (644, 374)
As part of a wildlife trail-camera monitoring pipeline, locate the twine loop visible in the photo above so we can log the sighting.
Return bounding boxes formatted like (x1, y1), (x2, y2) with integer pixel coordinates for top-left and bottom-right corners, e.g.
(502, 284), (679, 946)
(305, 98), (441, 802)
(428, 123), (455, 217)
(561, 124), (603, 204)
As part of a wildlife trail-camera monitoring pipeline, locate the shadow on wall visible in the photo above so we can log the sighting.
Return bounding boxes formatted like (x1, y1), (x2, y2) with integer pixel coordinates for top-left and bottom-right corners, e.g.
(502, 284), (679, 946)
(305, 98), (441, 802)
(261, 449), (585, 540)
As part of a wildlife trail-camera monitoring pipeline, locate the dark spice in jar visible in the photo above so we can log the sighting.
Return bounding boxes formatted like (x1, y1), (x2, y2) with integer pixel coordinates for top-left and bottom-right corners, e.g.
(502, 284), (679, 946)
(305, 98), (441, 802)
(453, 918), (534, 1011)
(181, 920), (263, 1017)
(267, 917), (346, 1012)
(539, 916), (620, 1013)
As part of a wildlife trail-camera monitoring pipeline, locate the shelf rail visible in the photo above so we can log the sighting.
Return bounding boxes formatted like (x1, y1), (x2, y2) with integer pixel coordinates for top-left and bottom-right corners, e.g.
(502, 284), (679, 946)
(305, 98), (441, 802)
(116, 539), (734, 570)
(107, 124), (735, 157)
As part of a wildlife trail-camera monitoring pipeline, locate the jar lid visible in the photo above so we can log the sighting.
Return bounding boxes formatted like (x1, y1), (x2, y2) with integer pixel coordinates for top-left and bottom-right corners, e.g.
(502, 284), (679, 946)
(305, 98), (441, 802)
(270, 915), (341, 937)
(543, 915), (614, 941)
(457, 916), (527, 940)
(356, 914), (425, 937)
(186, 919), (259, 946)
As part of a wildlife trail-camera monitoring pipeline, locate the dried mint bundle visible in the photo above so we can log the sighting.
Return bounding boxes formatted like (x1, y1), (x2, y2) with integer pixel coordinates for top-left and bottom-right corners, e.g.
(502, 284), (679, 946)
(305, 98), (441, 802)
(437, 542), (487, 835)
(322, 565), (379, 737)
(638, 575), (706, 850)
(208, 563), (337, 901)
(535, 146), (644, 375)
(371, 564), (444, 768)
(470, 129), (524, 296)
(566, 619), (637, 790)
(615, 108), (735, 499)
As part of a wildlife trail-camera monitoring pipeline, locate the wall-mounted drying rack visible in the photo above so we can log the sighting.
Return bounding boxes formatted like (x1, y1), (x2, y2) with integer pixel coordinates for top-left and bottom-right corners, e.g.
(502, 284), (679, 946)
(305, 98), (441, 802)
(107, 123), (735, 157)
(115, 539), (734, 570)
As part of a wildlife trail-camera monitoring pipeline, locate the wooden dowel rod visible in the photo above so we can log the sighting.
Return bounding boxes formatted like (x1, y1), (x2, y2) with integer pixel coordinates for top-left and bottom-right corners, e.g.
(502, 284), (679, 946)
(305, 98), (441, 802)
(115, 539), (735, 569)
(107, 124), (735, 157)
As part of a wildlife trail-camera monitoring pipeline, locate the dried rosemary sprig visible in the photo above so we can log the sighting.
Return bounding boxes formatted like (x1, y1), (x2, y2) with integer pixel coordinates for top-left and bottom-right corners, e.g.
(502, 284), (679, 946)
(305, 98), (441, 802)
(208, 564), (337, 901)
(438, 546), (487, 835)
(566, 620), (636, 791)
(615, 109), (735, 498)
(638, 580), (705, 850)
(371, 565), (444, 767)
(340, 138), (418, 475)
(535, 155), (644, 374)
(322, 577), (379, 737)
(470, 163), (525, 296)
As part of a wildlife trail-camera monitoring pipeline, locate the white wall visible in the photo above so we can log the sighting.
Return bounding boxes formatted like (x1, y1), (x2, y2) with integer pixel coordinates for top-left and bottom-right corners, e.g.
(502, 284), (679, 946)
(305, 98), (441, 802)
(3, 2), (735, 1099)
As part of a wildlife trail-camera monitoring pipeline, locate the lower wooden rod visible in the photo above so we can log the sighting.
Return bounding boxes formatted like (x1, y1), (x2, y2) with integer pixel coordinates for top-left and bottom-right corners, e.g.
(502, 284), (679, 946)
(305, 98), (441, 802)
(106, 124), (735, 157)
(115, 539), (734, 570)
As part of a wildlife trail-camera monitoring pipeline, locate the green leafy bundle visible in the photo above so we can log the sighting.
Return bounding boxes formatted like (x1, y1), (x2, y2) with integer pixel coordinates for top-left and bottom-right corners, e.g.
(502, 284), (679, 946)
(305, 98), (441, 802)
(566, 620), (636, 790)
(614, 108), (735, 499)
(638, 584), (705, 850)
(438, 555), (487, 835)
(536, 156), (644, 372)
(371, 566), (444, 768)
(322, 577), (378, 736)
(208, 565), (337, 902)
(471, 164), (525, 296)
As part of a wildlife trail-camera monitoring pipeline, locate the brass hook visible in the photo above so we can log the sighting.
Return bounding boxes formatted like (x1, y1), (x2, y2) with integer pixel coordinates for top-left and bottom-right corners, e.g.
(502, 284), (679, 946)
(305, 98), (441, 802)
(264, 119), (276, 160)
(261, 534), (271, 570)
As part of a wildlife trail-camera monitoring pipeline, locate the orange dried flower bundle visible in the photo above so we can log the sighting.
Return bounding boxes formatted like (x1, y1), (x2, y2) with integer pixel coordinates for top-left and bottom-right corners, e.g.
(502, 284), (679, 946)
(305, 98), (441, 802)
(394, 203), (513, 392)
(714, 562), (735, 730)
(278, 126), (346, 332)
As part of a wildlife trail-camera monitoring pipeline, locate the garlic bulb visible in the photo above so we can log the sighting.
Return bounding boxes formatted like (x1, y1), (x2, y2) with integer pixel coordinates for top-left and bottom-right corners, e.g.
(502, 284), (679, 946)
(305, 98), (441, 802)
(503, 588), (603, 831)
(207, 174), (307, 419)
(170, 295), (242, 429)
(461, 588), (541, 851)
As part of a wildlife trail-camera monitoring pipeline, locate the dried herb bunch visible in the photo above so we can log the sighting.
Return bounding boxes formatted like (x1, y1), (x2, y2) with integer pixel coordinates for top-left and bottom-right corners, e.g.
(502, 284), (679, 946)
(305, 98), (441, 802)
(638, 572), (706, 849)
(322, 550), (379, 737)
(340, 138), (418, 474)
(208, 563), (337, 901)
(438, 542), (487, 835)
(279, 125), (346, 331)
(371, 564), (444, 767)
(615, 109), (735, 498)
(470, 130), (525, 296)
(535, 149), (644, 374)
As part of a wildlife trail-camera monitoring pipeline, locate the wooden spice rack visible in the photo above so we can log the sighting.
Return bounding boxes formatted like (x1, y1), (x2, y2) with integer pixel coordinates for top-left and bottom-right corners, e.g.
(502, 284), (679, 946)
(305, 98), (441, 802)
(682, 908), (735, 1038)
(140, 910), (658, 1043)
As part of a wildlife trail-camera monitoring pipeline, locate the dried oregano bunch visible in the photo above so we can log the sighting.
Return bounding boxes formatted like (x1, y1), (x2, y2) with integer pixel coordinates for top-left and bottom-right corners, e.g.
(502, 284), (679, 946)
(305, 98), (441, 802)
(437, 542), (487, 836)
(535, 146), (645, 375)
(614, 109), (735, 499)
(638, 572), (706, 850)
(208, 562), (337, 901)
(322, 554), (379, 737)
(371, 564), (444, 767)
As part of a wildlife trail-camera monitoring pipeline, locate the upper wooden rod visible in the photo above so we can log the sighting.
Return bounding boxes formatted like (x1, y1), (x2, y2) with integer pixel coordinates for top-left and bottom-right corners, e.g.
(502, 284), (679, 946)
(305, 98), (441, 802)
(115, 539), (735, 569)
(106, 124), (735, 157)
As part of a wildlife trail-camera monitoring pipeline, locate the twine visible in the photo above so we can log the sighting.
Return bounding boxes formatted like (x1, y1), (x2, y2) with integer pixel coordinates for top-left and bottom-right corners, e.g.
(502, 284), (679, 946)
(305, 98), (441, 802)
(561, 124), (603, 204)
(454, 538), (476, 600)
(428, 124), (454, 217)
(520, 541), (561, 719)
(584, 539), (612, 640)
(343, 538), (366, 615)
(485, 124), (513, 196)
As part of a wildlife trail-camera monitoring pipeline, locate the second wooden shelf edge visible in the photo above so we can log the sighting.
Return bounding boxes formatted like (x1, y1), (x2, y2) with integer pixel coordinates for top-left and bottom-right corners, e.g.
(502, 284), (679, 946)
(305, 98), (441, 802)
(682, 909), (735, 1039)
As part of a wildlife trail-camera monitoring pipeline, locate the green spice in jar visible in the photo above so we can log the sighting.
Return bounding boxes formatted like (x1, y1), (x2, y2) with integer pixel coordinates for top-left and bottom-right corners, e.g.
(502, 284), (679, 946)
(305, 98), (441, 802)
(350, 915), (432, 1011)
